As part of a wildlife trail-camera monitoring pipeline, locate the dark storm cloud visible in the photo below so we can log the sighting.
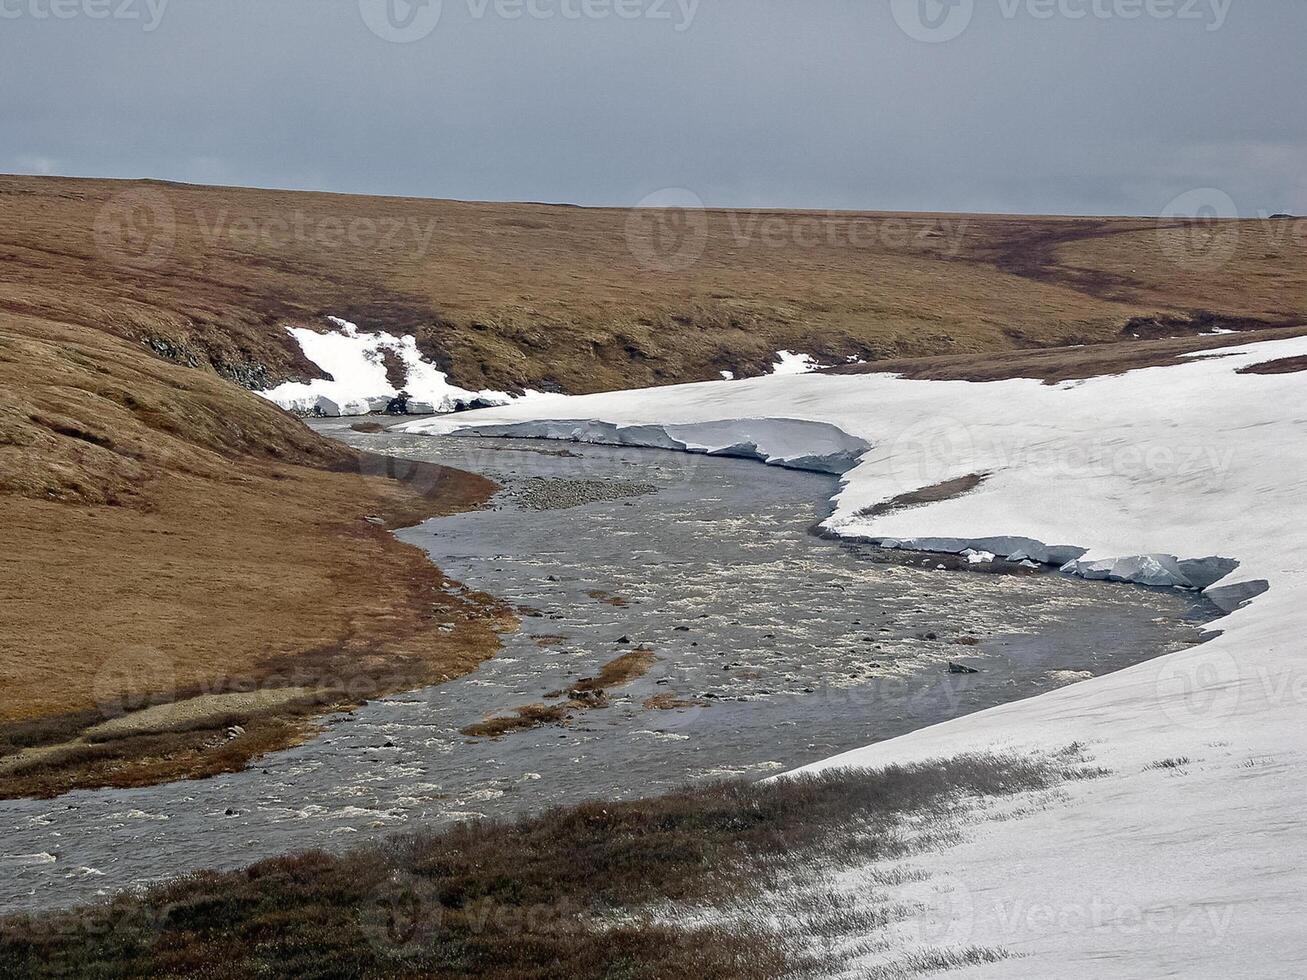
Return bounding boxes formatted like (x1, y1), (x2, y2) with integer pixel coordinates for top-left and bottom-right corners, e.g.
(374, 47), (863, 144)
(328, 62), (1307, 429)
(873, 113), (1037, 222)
(1, 0), (1303, 215)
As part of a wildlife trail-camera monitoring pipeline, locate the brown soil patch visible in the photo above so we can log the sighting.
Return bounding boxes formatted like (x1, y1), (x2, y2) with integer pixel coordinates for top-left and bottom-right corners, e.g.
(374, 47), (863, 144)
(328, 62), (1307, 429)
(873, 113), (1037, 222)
(462, 649), (655, 738)
(644, 693), (707, 711)
(571, 648), (656, 692)
(860, 472), (988, 518)
(461, 703), (575, 739)
(1238, 355), (1307, 376)
(825, 325), (1307, 385)
(378, 347), (407, 390)
(1119, 311), (1289, 340)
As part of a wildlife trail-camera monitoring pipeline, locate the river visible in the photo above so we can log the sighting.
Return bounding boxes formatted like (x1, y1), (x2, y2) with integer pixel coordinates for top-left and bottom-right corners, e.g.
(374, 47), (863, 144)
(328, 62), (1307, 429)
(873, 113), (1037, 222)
(0, 422), (1215, 913)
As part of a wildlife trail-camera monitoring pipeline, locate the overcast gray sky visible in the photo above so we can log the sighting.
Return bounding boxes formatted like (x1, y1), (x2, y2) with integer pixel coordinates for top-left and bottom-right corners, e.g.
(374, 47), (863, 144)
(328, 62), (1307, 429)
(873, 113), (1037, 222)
(2, 0), (1303, 215)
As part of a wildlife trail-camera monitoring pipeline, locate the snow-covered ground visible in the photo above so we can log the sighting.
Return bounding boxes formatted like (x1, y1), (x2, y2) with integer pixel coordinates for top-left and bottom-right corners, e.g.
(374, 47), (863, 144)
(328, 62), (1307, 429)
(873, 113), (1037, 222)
(400, 335), (1307, 977)
(257, 317), (533, 416)
(768, 349), (823, 376)
(259, 327), (825, 417)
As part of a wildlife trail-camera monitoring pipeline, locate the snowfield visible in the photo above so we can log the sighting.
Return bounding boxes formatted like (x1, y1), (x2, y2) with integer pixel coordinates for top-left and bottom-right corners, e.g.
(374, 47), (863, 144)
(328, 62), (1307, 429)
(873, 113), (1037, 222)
(257, 317), (533, 416)
(401, 335), (1307, 977)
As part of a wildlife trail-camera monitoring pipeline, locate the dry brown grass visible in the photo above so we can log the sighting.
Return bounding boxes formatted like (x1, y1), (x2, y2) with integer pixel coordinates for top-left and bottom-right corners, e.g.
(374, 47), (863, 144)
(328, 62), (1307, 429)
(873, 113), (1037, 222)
(1238, 354), (1307, 375)
(827, 324), (1307, 384)
(460, 703), (577, 739)
(461, 649), (656, 739)
(1055, 220), (1307, 316)
(0, 442), (512, 796)
(570, 648), (656, 692)
(644, 693), (706, 711)
(0, 749), (1100, 980)
(0, 304), (509, 796)
(4, 175), (1303, 399)
(861, 473), (989, 518)
(2, 173), (1301, 796)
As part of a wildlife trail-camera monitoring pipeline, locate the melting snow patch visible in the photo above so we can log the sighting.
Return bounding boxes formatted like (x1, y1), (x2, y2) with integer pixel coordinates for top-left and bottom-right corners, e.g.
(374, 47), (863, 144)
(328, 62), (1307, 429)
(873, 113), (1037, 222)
(769, 350), (822, 375)
(257, 317), (538, 417)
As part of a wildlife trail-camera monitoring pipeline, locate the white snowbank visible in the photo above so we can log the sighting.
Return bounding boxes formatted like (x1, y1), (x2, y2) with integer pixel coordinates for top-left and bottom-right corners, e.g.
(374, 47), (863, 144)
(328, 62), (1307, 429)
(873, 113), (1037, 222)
(257, 317), (533, 417)
(453, 417), (870, 474)
(401, 335), (1307, 976)
(769, 349), (822, 375)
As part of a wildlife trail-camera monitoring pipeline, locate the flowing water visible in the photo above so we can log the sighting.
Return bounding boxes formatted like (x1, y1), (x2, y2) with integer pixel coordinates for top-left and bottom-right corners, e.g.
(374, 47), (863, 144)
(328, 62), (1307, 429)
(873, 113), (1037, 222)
(0, 422), (1216, 913)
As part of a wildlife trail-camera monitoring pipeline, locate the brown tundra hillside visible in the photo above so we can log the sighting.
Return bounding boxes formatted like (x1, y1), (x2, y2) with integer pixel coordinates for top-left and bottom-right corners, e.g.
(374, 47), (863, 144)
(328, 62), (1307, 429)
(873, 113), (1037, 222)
(0, 173), (1302, 795)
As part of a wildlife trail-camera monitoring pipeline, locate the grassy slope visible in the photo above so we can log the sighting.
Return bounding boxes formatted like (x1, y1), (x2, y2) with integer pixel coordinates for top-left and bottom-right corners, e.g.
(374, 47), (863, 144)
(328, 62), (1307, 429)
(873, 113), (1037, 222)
(824, 324), (1307, 384)
(5, 175), (1304, 396)
(0, 307), (508, 795)
(0, 173), (1302, 794)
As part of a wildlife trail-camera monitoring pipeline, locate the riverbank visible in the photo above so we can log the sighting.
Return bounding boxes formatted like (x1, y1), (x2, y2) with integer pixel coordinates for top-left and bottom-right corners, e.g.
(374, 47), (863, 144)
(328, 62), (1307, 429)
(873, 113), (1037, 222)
(0, 443), (511, 800)
(400, 332), (1307, 976)
(0, 427), (1211, 915)
(0, 748), (1102, 980)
